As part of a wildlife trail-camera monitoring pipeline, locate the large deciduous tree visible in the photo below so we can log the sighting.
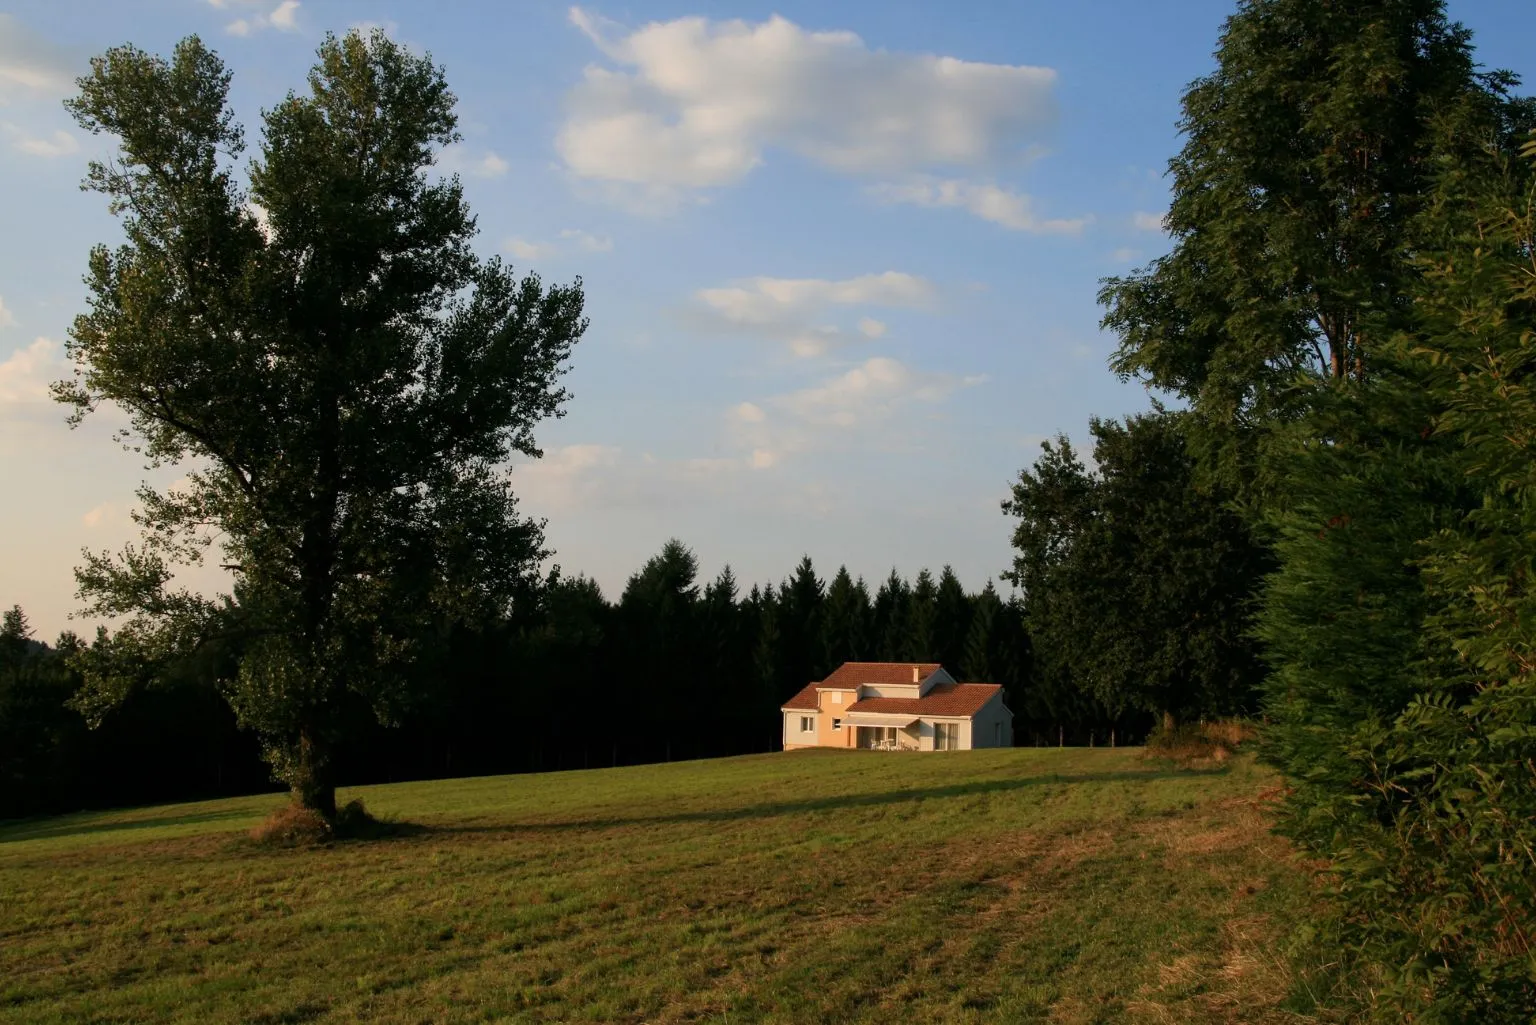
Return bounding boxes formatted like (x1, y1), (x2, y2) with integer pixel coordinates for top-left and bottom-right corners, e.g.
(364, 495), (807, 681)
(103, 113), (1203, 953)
(1004, 412), (1269, 731)
(55, 32), (585, 817)
(1099, 0), (1523, 492)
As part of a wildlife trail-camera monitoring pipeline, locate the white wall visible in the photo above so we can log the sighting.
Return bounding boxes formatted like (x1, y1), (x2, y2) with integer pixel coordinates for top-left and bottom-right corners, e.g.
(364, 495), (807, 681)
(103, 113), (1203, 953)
(783, 710), (819, 748)
(968, 691), (1013, 748)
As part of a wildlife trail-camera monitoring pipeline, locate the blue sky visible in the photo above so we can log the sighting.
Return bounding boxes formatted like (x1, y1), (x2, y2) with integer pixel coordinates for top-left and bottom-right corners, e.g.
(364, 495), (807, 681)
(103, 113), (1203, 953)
(3, 0), (1535, 638)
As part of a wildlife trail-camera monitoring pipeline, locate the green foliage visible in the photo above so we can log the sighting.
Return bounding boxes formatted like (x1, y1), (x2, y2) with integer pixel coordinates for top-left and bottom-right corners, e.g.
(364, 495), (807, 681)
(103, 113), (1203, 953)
(1098, 0), (1522, 498)
(1004, 412), (1269, 728)
(902, 568), (939, 662)
(1271, 141), (1536, 1022)
(0, 609), (87, 818)
(1098, 0), (1536, 1016)
(56, 32), (585, 814)
(822, 566), (872, 665)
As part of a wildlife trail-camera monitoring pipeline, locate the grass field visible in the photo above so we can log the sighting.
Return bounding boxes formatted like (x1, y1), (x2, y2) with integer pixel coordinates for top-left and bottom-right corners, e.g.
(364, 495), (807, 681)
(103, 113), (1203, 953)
(0, 748), (1328, 1024)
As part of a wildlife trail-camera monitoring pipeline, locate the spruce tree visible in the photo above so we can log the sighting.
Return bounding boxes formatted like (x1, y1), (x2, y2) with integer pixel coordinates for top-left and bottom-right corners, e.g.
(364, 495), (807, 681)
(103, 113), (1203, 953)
(933, 566), (972, 670)
(903, 570), (939, 663)
(872, 570), (909, 661)
(822, 566), (871, 666)
(960, 583), (1001, 683)
(779, 556), (826, 685)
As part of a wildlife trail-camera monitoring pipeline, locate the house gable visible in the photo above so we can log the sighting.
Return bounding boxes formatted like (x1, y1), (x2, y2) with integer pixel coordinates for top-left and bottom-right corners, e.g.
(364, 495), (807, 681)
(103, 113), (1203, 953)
(781, 662), (1011, 751)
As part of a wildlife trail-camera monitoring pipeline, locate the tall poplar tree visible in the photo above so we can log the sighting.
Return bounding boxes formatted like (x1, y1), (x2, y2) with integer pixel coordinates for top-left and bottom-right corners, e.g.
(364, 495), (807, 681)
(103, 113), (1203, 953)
(1099, 0), (1519, 491)
(57, 33), (585, 816)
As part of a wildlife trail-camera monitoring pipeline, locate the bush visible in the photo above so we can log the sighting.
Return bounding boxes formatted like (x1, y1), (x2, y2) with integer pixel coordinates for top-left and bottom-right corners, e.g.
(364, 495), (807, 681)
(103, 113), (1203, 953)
(1144, 719), (1254, 767)
(250, 804), (333, 846)
(250, 798), (400, 846)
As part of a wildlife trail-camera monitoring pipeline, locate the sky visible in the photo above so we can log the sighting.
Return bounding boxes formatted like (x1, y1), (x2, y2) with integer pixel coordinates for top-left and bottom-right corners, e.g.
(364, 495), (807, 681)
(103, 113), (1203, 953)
(3, 0), (1535, 640)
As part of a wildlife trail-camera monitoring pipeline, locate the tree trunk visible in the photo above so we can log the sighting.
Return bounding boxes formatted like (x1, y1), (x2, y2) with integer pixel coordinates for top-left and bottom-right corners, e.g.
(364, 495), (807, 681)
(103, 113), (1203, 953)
(291, 729), (336, 819)
(1162, 709), (1177, 735)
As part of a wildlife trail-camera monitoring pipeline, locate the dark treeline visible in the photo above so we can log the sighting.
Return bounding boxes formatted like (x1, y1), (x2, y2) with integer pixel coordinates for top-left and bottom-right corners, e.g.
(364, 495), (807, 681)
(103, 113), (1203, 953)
(10, 533), (1220, 820)
(6, 542), (1178, 820)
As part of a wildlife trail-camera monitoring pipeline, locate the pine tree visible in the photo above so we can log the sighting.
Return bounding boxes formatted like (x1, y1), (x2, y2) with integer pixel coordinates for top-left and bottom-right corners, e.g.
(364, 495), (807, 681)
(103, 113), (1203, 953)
(961, 583), (1001, 683)
(933, 566), (971, 670)
(822, 566), (870, 666)
(779, 556), (826, 686)
(752, 584), (783, 706)
(903, 570), (939, 662)
(872, 570), (909, 661)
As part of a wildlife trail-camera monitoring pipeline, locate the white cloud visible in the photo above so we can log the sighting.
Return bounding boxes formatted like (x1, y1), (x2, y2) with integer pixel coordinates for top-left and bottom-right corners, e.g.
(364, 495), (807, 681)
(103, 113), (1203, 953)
(3, 124), (78, 157)
(698, 272), (933, 326)
(473, 151), (508, 177)
(0, 297), (13, 330)
(558, 8), (1057, 195)
(511, 443), (621, 512)
(778, 356), (963, 427)
(699, 277), (927, 360)
(560, 228), (613, 252)
(0, 337), (61, 406)
(226, 1), (300, 36)
(506, 238), (550, 261)
(698, 271), (932, 325)
(0, 15), (76, 99)
(438, 144), (510, 179)
(868, 177), (1086, 233)
(694, 271), (933, 357)
(270, 0), (299, 29)
(513, 442), (761, 512)
(1110, 247), (1141, 263)
(504, 228), (615, 262)
(729, 356), (981, 467)
(1132, 210), (1167, 231)
(80, 502), (127, 529)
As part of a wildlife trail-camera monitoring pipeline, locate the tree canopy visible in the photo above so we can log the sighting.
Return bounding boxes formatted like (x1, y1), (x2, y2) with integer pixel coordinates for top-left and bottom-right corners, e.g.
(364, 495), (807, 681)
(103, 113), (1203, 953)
(56, 31), (586, 816)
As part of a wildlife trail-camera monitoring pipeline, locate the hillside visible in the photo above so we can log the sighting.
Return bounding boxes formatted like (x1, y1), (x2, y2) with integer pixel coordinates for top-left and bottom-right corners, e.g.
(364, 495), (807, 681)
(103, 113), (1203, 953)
(0, 749), (1324, 1024)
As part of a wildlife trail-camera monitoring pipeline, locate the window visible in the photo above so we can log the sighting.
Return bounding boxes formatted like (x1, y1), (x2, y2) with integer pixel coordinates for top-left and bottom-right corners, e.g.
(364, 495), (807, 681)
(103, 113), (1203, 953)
(935, 722), (959, 751)
(832, 718), (842, 731)
(800, 715), (815, 732)
(832, 692), (843, 704)
(995, 722), (1004, 746)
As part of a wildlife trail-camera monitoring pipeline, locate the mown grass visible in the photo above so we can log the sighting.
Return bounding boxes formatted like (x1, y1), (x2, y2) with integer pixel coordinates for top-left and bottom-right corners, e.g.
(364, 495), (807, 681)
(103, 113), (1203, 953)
(0, 748), (1330, 1024)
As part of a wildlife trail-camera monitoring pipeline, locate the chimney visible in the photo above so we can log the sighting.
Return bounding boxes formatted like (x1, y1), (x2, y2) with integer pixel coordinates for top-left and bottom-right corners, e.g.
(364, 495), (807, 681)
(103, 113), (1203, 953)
(912, 665), (920, 683)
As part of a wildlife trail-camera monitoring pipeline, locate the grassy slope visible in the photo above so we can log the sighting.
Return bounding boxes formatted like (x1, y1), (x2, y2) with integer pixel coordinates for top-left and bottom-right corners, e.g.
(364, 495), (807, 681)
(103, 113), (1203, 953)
(0, 749), (1323, 1024)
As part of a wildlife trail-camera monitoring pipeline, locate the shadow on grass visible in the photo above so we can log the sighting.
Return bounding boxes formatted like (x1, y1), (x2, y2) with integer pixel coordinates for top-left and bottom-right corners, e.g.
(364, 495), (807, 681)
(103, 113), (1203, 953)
(3, 763), (1231, 847)
(434, 767), (1225, 837)
(0, 805), (274, 845)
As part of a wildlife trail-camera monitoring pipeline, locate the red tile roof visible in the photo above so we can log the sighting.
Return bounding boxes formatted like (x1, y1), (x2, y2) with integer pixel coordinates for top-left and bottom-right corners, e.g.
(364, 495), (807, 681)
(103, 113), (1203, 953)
(779, 662), (1002, 719)
(847, 683), (1002, 718)
(780, 662), (942, 710)
(781, 681), (821, 711)
(818, 662), (942, 689)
